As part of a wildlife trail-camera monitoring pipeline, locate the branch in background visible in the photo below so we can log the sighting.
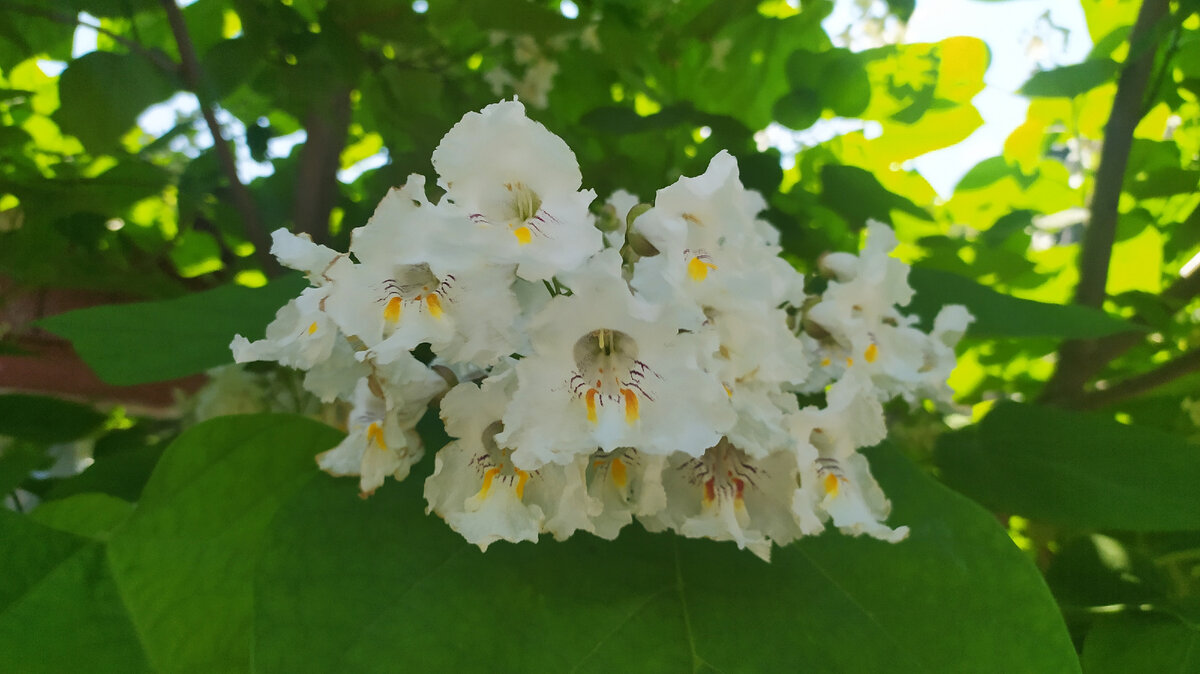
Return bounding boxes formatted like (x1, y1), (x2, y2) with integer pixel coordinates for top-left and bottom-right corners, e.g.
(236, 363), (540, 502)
(1063, 262), (1200, 382)
(291, 87), (352, 242)
(1074, 349), (1200, 410)
(158, 0), (280, 276)
(0, 1), (176, 74)
(1039, 0), (1171, 405)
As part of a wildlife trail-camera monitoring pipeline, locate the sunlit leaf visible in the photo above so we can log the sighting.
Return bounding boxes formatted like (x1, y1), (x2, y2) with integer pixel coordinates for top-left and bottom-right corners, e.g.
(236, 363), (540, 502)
(1107, 226), (1163, 295)
(907, 267), (1137, 338)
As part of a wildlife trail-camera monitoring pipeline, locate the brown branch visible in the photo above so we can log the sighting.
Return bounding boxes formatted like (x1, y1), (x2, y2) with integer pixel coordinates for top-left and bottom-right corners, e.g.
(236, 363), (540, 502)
(291, 87), (352, 242)
(0, 1), (176, 74)
(158, 0), (279, 276)
(1039, 0), (1171, 405)
(1074, 349), (1200, 410)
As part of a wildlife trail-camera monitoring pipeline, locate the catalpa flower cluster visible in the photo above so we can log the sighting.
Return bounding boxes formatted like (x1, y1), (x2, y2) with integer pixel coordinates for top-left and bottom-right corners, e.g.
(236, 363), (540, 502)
(232, 100), (971, 561)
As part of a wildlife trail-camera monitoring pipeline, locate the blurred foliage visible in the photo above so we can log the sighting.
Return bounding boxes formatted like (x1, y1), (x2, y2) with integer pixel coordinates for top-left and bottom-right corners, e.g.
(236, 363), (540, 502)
(1, 0), (1200, 670)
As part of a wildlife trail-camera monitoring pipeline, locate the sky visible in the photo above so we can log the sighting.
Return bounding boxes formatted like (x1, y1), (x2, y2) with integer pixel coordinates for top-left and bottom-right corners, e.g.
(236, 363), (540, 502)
(825, 0), (1093, 195)
(51, 0), (1096, 195)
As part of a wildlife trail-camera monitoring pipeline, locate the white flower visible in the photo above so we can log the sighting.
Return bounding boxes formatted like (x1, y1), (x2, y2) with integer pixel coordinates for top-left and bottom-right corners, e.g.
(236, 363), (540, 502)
(431, 99), (602, 281)
(316, 378), (420, 496)
(585, 448), (667, 540)
(788, 373), (907, 542)
(804, 221), (971, 403)
(269, 229), (342, 283)
(316, 356), (445, 497)
(322, 176), (522, 368)
(497, 250), (735, 467)
(231, 286), (338, 371)
(722, 381), (801, 460)
(701, 302), (810, 389)
(795, 452), (908, 543)
(426, 370), (595, 549)
(647, 439), (805, 562)
(301, 337), (369, 402)
(631, 151), (805, 319)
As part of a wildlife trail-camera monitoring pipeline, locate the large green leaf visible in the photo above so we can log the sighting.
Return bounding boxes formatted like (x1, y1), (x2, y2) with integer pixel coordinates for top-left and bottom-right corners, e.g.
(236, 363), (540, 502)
(0, 509), (150, 673)
(254, 444), (1077, 673)
(105, 414), (342, 674)
(53, 50), (178, 153)
(1081, 613), (1200, 673)
(38, 274), (307, 385)
(936, 402), (1200, 531)
(907, 267), (1138, 338)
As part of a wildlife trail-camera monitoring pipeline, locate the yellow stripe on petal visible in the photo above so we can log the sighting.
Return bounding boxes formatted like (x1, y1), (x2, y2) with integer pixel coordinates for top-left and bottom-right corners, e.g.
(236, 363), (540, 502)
(383, 297), (403, 323)
(514, 469), (530, 500)
(513, 226), (532, 245)
(864, 343), (878, 363)
(823, 472), (840, 497)
(307, 321), (319, 335)
(477, 467), (501, 500)
(425, 293), (443, 318)
(687, 256), (717, 281)
(366, 422), (388, 452)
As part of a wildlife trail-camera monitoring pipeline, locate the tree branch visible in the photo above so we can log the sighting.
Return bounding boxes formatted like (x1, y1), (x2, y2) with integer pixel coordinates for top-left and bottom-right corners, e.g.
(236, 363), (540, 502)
(1074, 349), (1200, 410)
(291, 87), (352, 242)
(1044, 212), (1200, 402)
(158, 0), (279, 276)
(0, 1), (175, 74)
(1039, 0), (1171, 405)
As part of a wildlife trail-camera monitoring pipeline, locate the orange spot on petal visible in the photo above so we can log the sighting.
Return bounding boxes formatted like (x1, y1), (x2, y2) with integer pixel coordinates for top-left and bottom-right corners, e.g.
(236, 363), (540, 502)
(585, 389), (599, 423)
(610, 457), (628, 488)
(513, 226), (532, 245)
(621, 388), (639, 424)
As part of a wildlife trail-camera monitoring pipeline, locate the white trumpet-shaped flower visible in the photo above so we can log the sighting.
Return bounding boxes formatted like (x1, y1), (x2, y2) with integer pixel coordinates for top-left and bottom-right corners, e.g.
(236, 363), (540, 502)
(788, 373), (907, 543)
(425, 368), (595, 549)
(631, 151), (806, 320)
(497, 250), (735, 468)
(646, 439), (807, 562)
(431, 99), (602, 281)
(804, 221), (970, 405)
(322, 176), (523, 368)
